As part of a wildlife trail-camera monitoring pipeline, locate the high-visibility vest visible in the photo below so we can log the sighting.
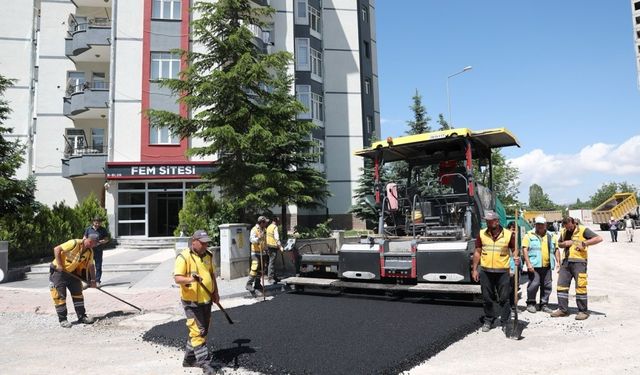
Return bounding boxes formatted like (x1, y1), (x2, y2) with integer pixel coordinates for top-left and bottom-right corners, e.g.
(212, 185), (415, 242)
(524, 230), (556, 269)
(266, 223), (278, 247)
(480, 228), (513, 272)
(560, 225), (589, 262)
(250, 225), (266, 254)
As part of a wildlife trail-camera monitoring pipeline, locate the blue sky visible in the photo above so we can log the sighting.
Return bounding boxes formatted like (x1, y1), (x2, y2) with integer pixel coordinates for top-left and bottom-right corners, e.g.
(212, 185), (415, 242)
(376, 0), (640, 204)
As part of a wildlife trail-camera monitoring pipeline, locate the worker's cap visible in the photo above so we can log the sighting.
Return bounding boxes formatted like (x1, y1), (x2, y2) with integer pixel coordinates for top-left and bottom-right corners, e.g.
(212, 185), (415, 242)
(257, 216), (269, 223)
(534, 216), (546, 225)
(92, 216), (103, 221)
(484, 211), (499, 221)
(86, 233), (99, 241)
(610, 216), (615, 221)
(191, 230), (211, 243)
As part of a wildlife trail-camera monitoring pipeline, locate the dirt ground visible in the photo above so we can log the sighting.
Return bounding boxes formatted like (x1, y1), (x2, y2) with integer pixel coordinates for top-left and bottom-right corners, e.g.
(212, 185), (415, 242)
(1, 228), (638, 375)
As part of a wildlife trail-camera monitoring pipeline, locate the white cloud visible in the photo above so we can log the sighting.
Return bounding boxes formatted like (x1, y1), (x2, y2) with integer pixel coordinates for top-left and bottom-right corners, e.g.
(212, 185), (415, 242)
(509, 135), (640, 200)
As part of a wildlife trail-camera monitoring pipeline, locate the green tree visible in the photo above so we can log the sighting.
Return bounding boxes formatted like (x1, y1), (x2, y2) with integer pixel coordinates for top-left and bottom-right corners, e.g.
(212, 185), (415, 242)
(475, 149), (520, 207)
(148, 0), (328, 225)
(406, 89), (431, 135)
(176, 191), (237, 245)
(437, 113), (451, 130)
(588, 182), (638, 209)
(350, 158), (386, 230)
(528, 183), (557, 210)
(0, 74), (35, 217)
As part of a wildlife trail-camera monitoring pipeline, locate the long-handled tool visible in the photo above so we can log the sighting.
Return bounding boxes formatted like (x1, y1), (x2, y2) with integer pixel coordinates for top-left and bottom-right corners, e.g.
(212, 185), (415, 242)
(510, 209), (520, 340)
(259, 249), (266, 301)
(62, 270), (143, 312)
(192, 275), (234, 325)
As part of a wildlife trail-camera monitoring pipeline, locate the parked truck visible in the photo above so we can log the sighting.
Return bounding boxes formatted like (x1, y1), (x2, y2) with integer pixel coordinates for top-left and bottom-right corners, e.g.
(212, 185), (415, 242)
(285, 127), (521, 297)
(592, 192), (640, 231)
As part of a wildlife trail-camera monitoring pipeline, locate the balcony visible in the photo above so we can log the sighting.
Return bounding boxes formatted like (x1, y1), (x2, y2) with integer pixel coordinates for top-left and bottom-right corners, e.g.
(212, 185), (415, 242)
(65, 17), (111, 63)
(250, 0), (270, 6)
(61, 137), (107, 179)
(74, 0), (112, 6)
(247, 24), (272, 53)
(63, 81), (109, 119)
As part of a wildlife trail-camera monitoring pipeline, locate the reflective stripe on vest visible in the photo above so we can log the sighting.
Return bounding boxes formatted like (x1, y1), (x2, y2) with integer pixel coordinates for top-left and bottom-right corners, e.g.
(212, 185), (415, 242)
(480, 228), (513, 271)
(561, 225), (588, 262)
(266, 223), (278, 247)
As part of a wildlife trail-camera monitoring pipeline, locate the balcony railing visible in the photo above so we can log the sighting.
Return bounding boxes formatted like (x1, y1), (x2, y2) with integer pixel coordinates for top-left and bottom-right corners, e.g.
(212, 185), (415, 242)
(68, 18), (111, 35)
(66, 80), (109, 96)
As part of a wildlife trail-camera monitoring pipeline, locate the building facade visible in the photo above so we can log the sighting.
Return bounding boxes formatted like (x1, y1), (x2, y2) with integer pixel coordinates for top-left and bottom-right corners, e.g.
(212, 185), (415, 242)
(0, 0), (379, 238)
(633, 0), (640, 89)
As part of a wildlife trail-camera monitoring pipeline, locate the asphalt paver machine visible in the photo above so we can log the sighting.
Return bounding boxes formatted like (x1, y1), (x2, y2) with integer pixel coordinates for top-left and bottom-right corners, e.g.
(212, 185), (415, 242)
(286, 128), (520, 297)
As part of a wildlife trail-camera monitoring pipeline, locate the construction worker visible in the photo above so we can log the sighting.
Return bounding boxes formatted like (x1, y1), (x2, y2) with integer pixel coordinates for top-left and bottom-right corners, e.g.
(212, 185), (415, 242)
(609, 217), (618, 242)
(173, 230), (220, 375)
(624, 215), (635, 242)
(49, 234), (98, 328)
(471, 211), (519, 333)
(522, 216), (560, 314)
(246, 216), (269, 292)
(83, 215), (110, 287)
(551, 217), (602, 320)
(266, 216), (284, 284)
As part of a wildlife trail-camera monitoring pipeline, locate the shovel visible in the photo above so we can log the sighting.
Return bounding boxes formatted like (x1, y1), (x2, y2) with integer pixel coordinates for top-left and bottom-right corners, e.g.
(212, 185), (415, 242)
(510, 209), (521, 340)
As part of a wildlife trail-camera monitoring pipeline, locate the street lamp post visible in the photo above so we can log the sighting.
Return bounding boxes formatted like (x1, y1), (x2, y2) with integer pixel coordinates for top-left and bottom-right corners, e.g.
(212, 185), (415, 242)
(446, 65), (473, 126)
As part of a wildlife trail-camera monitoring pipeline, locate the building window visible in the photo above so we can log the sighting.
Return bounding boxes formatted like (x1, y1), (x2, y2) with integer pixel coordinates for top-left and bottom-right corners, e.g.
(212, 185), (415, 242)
(151, 52), (181, 80)
(295, 38), (310, 71)
(296, 85), (312, 120)
(91, 128), (105, 152)
(366, 116), (373, 134)
(363, 41), (370, 59)
(152, 0), (181, 20)
(361, 5), (368, 22)
(309, 6), (321, 38)
(312, 139), (325, 164)
(364, 78), (371, 95)
(295, 0), (308, 25)
(311, 48), (322, 81)
(311, 92), (324, 123)
(150, 125), (179, 145)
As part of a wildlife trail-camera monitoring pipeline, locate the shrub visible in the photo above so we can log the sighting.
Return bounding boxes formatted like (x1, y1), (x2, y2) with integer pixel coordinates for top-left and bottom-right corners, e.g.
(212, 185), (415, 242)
(175, 191), (238, 246)
(294, 219), (333, 239)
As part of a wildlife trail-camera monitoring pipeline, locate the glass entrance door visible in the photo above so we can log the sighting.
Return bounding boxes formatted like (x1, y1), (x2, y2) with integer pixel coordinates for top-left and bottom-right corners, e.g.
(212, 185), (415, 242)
(148, 192), (183, 237)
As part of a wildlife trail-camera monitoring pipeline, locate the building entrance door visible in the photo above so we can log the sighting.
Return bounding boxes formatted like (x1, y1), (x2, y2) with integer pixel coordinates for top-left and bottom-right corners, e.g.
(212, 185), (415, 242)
(148, 192), (182, 237)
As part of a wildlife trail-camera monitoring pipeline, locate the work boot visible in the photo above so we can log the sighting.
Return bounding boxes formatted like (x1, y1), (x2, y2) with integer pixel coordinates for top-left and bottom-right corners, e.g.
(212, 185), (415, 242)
(541, 305), (553, 314)
(60, 320), (72, 328)
(550, 309), (569, 318)
(575, 311), (590, 321)
(200, 362), (219, 375)
(526, 304), (537, 314)
(78, 315), (95, 324)
(481, 321), (492, 332)
(182, 354), (197, 368)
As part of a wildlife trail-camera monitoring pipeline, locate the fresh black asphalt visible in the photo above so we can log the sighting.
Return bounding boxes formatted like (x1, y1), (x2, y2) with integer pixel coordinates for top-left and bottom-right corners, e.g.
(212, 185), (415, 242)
(144, 292), (483, 375)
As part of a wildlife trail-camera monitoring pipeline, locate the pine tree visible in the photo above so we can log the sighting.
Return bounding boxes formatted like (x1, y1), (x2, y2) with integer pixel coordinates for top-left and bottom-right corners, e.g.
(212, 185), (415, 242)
(147, 0), (328, 223)
(0, 74), (35, 217)
(351, 155), (387, 230)
(437, 113), (451, 130)
(406, 89), (431, 135)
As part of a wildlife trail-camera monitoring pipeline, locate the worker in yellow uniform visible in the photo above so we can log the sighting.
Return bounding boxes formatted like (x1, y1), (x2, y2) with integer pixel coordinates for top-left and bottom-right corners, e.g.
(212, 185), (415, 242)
(522, 216), (560, 314)
(246, 216), (269, 292)
(471, 211), (519, 333)
(50, 234), (98, 328)
(266, 216), (284, 284)
(551, 217), (602, 320)
(174, 230), (220, 375)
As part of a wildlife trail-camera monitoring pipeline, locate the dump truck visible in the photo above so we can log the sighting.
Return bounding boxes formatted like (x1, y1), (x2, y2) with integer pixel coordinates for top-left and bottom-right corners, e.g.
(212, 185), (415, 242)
(592, 192), (640, 231)
(522, 210), (563, 223)
(285, 127), (520, 297)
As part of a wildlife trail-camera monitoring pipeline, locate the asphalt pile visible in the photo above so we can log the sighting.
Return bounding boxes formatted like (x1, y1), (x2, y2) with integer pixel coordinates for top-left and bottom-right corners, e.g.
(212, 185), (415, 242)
(144, 293), (482, 375)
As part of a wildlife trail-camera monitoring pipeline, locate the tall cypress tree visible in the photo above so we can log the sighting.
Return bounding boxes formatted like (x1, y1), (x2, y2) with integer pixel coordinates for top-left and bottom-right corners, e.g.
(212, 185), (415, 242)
(406, 89), (431, 135)
(148, 0), (328, 223)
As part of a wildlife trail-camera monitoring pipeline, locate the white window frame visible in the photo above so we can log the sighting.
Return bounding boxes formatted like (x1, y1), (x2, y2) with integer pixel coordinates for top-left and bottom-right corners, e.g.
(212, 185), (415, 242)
(364, 78), (371, 95)
(152, 0), (181, 20)
(311, 48), (322, 82)
(312, 139), (325, 165)
(311, 92), (324, 124)
(309, 5), (321, 39)
(91, 128), (105, 151)
(361, 5), (369, 22)
(150, 125), (179, 145)
(295, 38), (310, 71)
(295, 0), (309, 25)
(366, 116), (373, 134)
(150, 52), (181, 80)
(296, 85), (312, 120)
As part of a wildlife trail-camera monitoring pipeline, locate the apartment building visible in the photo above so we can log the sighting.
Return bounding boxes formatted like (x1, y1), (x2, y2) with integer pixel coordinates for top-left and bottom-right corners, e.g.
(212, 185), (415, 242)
(633, 0), (640, 89)
(0, 0), (379, 237)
